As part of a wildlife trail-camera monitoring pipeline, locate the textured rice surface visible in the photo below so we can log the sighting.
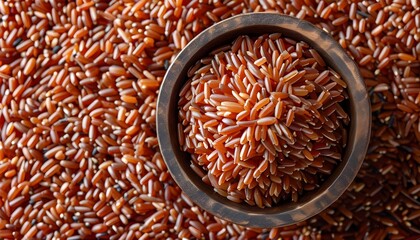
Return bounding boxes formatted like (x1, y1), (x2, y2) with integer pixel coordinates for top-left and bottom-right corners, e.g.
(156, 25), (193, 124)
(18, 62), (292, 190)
(0, 0), (419, 239)
(178, 34), (350, 208)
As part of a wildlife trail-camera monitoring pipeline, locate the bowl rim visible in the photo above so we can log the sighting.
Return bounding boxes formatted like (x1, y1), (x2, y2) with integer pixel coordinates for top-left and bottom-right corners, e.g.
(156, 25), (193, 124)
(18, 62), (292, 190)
(157, 13), (371, 228)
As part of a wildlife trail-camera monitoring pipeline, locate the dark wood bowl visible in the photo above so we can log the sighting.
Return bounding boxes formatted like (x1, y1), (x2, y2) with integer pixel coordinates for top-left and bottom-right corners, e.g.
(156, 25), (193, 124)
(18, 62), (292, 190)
(157, 13), (371, 228)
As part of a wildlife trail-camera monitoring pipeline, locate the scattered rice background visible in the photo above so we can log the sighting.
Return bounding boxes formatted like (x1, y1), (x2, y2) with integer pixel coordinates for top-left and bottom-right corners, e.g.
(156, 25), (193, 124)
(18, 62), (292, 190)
(0, 0), (419, 239)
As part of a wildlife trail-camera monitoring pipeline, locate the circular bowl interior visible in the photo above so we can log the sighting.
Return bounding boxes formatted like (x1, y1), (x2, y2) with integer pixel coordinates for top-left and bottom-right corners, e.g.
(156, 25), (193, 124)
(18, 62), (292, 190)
(157, 13), (371, 228)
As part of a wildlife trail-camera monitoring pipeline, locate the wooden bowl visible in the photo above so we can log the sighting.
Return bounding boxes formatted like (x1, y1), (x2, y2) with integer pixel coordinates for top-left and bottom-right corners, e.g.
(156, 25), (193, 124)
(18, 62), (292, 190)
(157, 13), (371, 228)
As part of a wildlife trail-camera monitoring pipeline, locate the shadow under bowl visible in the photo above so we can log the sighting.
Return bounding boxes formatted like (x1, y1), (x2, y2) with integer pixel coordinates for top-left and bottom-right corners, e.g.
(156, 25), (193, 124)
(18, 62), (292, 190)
(157, 13), (371, 228)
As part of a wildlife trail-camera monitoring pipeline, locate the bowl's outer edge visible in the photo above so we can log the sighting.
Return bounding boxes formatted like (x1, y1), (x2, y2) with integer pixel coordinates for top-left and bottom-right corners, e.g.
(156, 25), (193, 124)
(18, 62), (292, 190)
(157, 13), (371, 228)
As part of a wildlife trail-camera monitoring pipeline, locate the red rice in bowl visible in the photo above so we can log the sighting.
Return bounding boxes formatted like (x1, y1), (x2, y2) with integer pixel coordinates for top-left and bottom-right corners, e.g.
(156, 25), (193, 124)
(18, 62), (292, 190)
(178, 34), (350, 208)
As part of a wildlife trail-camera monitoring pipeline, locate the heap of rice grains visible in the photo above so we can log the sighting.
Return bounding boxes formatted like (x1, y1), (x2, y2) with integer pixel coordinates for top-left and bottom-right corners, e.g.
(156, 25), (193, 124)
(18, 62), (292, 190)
(178, 34), (350, 207)
(0, 0), (419, 239)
